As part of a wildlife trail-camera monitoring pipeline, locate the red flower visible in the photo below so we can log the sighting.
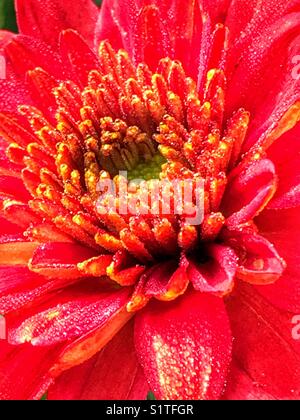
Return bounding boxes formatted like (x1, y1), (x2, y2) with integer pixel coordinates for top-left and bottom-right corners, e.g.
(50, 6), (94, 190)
(0, 0), (300, 400)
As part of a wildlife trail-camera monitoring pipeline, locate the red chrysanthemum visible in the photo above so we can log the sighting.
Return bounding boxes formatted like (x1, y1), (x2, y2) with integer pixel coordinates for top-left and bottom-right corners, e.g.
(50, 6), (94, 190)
(0, 0), (300, 400)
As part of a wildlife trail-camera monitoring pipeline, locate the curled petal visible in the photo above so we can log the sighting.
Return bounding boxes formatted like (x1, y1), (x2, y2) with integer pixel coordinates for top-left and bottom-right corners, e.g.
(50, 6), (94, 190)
(255, 207), (300, 312)
(222, 159), (277, 227)
(127, 258), (190, 312)
(1, 201), (41, 229)
(0, 235), (38, 266)
(0, 139), (22, 178)
(187, 244), (237, 296)
(148, 258), (190, 302)
(222, 228), (286, 285)
(106, 250), (145, 286)
(144, 258), (189, 301)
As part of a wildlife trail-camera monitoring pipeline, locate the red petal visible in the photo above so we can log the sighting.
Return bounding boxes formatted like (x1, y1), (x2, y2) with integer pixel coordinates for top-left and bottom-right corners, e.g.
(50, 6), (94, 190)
(94, 0), (124, 51)
(222, 360), (275, 400)
(0, 293), (131, 401)
(29, 242), (97, 279)
(131, 5), (172, 71)
(247, 40), (300, 153)
(0, 340), (62, 400)
(0, 74), (33, 113)
(202, 0), (231, 24)
(0, 175), (31, 202)
(1, 201), (41, 229)
(0, 217), (22, 235)
(226, 283), (300, 399)
(0, 112), (36, 147)
(146, 258), (190, 301)
(59, 29), (100, 87)
(222, 159), (277, 227)
(49, 292), (133, 376)
(225, 0), (300, 53)
(95, 0), (203, 77)
(135, 290), (232, 400)
(0, 237), (38, 265)
(9, 288), (131, 347)
(25, 222), (74, 244)
(48, 321), (149, 400)
(222, 228), (286, 285)
(226, 5), (300, 140)
(0, 264), (107, 316)
(26, 68), (59, 119)
(0, 274), (116, 315)
(107, 250), (146, 286)
(5, 35), (67, 80)
(128, 258), (190, 311)
(0, 278), (79, 315)
(187, 244), (237, 296)
(0, 33), (33, 113)
(0, 266), (46, 295)
(255, 207), (300, 312)
(15, 0), (99, 47)
(267, 123), (300, 209)
(0, 138), (23, 177)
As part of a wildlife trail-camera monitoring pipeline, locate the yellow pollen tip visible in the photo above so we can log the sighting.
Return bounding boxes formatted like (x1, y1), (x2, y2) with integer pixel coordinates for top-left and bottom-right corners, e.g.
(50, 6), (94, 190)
(47, 310), (60, 320)
(207, 69), (217, 81)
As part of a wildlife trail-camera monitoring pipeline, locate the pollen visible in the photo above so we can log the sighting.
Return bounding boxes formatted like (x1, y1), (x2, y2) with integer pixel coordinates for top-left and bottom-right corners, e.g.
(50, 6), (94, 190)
(46, 310), (61, 321)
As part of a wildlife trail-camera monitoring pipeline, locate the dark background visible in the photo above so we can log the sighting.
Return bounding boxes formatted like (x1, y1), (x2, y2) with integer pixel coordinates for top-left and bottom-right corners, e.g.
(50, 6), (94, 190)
(0, 0), (102, 32)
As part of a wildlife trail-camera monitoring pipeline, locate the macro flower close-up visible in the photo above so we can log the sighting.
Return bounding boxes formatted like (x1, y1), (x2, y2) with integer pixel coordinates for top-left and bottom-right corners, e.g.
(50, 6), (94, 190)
(0, 0), (300, 401)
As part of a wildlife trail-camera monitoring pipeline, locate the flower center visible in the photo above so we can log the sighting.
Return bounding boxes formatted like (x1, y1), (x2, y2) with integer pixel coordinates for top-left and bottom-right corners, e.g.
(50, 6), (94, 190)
(0, 41), (253, 297)
(127, 153), (166, 181)
(97, 117), (158, 176)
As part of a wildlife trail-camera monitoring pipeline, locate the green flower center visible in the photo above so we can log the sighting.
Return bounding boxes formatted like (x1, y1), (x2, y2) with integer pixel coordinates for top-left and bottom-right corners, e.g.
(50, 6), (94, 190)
(127, 153), (166, 181)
